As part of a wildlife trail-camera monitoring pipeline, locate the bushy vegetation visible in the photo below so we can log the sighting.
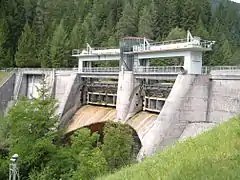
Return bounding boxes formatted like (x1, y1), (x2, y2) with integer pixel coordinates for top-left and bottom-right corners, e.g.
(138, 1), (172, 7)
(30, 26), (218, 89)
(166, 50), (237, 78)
(0, 81), (137, 179)
(0, 0), (239, 68)
(98, 117), (240, 180)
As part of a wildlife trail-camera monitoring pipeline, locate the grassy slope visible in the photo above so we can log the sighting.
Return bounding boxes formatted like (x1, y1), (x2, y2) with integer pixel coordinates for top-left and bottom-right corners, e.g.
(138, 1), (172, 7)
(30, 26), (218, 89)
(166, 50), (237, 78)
(0, 72), (9, 85)
(99, 117), (240, 180)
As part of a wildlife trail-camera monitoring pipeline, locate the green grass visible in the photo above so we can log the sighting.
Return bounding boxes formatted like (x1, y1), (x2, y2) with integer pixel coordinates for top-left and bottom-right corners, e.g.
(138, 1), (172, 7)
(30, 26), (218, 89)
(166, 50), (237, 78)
(98, 117), (240, 180)
(0, 72), (10, 85)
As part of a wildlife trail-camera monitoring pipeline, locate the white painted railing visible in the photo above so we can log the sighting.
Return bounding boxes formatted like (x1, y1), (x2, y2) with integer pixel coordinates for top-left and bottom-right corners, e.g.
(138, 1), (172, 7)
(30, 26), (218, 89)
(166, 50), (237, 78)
(1, 66), (240, 75)
(81, 67), (120, 72)
(150, 38), (189, 46)
(135, 66), (183, 73)
(72, 47), (120, 56)
(0, 68), (78, 72)
(210, 66), (240, 71)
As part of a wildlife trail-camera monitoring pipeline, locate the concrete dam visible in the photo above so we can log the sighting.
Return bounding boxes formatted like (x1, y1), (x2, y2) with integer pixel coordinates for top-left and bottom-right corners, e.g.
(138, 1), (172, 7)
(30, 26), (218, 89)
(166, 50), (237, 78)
(1, 32), (240, 159)
(1, 68), (240, 160)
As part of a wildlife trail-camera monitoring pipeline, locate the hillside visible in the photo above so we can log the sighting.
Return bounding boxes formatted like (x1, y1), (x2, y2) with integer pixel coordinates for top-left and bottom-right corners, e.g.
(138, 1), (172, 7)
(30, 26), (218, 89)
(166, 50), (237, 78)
(98, 117), (240, 180)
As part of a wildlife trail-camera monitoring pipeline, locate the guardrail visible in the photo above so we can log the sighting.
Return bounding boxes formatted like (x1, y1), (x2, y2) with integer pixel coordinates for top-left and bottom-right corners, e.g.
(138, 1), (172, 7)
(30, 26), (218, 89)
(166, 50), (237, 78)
(1, 66), (240, 75)
(134, 66), (183, 73)
(150, 38), (188, 47)
(81, 67), (120, 72)
(209, 66), (240, 71)
(72, 47), (119, 55)
(0, 68), (78, 72)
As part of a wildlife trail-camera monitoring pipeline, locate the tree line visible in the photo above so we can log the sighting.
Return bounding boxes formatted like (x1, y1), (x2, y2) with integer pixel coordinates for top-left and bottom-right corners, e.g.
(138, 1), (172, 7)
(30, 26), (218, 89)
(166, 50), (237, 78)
(0, 0), (239, 68)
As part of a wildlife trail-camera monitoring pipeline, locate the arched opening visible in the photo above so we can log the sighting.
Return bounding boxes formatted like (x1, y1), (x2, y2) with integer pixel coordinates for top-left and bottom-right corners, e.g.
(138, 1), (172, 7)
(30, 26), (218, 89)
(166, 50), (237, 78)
(65, 122), (142, 157)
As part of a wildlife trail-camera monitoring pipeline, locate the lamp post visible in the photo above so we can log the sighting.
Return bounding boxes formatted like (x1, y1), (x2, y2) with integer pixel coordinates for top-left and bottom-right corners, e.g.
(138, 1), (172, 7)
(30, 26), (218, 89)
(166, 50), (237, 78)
(9, 154), (20, 180)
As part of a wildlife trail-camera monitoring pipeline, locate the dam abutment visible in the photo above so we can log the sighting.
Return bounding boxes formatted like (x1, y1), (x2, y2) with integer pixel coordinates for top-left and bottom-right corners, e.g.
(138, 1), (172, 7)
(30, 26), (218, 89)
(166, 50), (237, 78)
(138, 73), (240, 160)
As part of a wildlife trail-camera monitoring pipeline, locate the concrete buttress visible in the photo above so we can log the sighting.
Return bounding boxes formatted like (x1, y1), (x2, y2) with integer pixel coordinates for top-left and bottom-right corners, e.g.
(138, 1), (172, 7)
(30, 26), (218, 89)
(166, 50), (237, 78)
(116, 71), (142, 122)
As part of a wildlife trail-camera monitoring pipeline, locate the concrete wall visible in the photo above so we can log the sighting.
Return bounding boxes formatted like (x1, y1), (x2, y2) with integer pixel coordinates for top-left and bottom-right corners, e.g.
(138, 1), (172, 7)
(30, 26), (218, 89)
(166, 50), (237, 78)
(207, 79), (240, 123)
(0, 74), (15, 114)
(55, 72), (75, 115)
(60, 74), (87, 127)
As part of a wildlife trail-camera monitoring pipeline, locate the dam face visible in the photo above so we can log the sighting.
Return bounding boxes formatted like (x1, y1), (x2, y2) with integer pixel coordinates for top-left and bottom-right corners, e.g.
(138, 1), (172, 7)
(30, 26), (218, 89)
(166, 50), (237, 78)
(1, 68), (240, 160)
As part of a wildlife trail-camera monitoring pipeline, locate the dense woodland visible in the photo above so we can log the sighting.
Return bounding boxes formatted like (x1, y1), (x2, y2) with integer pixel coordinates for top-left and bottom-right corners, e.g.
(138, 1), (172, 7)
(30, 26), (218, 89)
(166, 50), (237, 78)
(0, 0), (239, 68)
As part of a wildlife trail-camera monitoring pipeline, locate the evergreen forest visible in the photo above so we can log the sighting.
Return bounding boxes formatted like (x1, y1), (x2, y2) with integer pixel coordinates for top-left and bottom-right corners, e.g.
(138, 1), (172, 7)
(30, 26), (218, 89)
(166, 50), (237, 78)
(0, 0), (239, 68)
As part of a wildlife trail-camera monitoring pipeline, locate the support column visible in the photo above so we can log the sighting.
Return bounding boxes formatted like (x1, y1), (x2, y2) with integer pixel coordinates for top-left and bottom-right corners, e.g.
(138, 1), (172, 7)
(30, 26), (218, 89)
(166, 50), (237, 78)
(133, 54), (139, 71)
(86, 61), (92, 68)
(184, 51), (202, 74)
(78, 59), (83, 72)
(145, 59), (150, 84)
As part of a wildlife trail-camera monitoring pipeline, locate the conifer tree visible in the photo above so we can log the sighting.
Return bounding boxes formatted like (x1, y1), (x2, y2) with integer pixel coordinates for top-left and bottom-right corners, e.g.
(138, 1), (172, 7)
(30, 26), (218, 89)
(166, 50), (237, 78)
(0, 19), (10, 68)
(138, 6), (154, 39)
(230, 48), (240, 65)
(115, 2), (138, 39)
(194, 18), (209, 39)
(95, 23), (110, 47)
(152, 0), (169, 40)
(15, 23), (39, 67)
(39, 38), (51, 68)
(70, 19), (84, 49)
(50, 19), (69, 67)
(181, 0), (198, 31)
(81, 13), (96, 46)
(165, 27), (186, 40)
(198, 0), (212, 28)
(220, 39), (233, 65)
(167, 0), (183, 29)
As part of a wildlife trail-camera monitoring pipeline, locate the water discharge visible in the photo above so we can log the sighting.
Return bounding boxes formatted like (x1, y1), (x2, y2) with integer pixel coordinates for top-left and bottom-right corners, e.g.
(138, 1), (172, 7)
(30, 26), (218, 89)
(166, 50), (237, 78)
(67, 105), (158, 144)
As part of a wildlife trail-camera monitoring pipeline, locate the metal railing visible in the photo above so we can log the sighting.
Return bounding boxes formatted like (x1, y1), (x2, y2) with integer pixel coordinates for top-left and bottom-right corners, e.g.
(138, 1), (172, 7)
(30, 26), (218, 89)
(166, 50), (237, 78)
(133, 39), (214, 52)
(0, 68), (78, 72)
(72, 46), (119, 55)
(209, 66), (240, 71)
(79, 66), (240, 74)
(1, 66), (240, 75)
(80, 67), (120, 73)
(134, 66), (183, 73)
(150, 38), (188, 47)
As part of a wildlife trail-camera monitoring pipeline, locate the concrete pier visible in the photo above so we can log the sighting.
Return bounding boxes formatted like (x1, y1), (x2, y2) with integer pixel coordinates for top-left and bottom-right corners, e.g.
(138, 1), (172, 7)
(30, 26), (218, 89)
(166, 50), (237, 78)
(116, 71), (143, 122)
